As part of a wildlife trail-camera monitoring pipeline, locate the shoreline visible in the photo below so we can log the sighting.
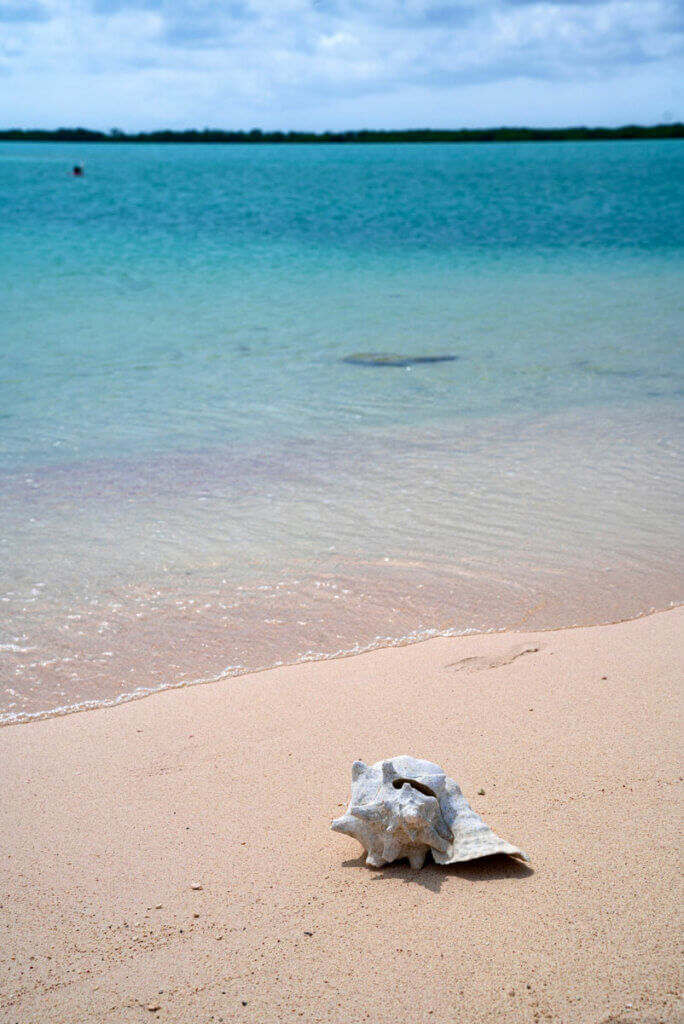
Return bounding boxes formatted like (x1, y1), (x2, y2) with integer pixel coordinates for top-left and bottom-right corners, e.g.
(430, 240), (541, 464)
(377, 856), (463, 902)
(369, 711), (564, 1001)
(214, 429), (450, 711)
(3, 398), (682, 726)
(2, 600), (680, 729)
(1, 607), (681, 1022)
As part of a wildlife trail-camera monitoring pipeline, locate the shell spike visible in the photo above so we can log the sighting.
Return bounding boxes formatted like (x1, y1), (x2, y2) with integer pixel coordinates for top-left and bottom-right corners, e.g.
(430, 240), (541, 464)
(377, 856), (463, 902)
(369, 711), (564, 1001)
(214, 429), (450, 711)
(408, 849), (427, 870)
(351, 802), (385, 821)
(331, 814), (356, 835)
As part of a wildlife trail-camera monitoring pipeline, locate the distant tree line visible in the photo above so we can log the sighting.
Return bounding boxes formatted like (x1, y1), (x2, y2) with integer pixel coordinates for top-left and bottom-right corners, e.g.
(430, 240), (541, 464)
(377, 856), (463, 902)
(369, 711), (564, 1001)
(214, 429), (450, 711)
(0, 124), (682, 143)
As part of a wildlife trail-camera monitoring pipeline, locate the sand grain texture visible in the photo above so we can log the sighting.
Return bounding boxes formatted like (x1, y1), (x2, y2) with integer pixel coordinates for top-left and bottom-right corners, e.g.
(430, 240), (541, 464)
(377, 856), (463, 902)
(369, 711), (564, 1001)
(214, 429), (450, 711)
(0, 609), (682, 1023)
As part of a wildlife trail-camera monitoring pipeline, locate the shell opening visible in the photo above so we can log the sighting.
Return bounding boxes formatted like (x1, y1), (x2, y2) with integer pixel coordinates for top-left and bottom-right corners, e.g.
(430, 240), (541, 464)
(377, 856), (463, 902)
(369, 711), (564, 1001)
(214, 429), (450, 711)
(392, 778), (438, 798)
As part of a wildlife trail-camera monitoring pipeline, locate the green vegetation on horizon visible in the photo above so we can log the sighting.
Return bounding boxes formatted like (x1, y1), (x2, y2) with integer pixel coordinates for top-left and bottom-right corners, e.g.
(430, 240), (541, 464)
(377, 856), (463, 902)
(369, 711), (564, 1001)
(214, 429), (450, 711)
(1, 124), (683, 143)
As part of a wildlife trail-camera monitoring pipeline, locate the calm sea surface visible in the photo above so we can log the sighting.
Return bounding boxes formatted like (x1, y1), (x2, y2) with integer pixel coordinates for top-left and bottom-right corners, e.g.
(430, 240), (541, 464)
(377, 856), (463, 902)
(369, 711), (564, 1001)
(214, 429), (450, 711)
(1, 140), (682, 723)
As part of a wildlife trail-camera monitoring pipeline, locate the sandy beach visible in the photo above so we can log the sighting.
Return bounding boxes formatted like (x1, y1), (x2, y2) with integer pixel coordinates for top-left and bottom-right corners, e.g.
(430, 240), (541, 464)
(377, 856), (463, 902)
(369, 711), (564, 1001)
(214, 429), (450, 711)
(1, 607), (681, 1023)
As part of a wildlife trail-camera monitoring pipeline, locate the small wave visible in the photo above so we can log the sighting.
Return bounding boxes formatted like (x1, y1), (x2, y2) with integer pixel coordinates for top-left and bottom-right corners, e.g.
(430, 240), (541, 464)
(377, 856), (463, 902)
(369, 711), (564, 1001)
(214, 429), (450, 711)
(0, 624), (487, 727)
(1, 604), (678, 729)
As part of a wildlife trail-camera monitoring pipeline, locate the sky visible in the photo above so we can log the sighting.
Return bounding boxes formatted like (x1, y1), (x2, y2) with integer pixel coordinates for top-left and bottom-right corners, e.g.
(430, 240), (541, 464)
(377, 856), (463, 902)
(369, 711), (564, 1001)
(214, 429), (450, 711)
(1, 0), (682, 131)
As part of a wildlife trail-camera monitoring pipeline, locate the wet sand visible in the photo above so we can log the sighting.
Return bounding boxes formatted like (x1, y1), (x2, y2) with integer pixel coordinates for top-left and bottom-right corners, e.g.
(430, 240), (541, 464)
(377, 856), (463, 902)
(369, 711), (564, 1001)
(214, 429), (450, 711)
(0, 608), (681, 1023)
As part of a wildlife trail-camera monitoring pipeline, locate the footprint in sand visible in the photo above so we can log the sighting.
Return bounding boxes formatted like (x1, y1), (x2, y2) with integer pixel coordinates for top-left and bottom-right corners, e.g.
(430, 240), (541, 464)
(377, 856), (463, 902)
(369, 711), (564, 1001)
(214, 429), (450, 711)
(446, 644), (541, 673)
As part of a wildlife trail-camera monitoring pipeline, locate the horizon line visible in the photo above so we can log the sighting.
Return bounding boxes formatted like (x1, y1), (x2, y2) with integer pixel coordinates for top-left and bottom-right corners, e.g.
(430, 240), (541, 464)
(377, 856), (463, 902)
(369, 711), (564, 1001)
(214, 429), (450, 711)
(1, 122), (683, 143)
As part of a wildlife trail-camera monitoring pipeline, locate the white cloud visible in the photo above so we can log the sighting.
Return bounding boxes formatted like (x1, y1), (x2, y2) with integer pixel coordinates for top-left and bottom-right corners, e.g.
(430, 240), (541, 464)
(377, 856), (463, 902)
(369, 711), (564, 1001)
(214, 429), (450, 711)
(319, 31), (357, 49)
(0, 0), (682, 128)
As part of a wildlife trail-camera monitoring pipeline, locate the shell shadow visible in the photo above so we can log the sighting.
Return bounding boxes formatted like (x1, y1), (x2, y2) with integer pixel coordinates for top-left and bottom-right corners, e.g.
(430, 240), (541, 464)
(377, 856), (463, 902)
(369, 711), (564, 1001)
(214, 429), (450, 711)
(341, 852), (534, 893)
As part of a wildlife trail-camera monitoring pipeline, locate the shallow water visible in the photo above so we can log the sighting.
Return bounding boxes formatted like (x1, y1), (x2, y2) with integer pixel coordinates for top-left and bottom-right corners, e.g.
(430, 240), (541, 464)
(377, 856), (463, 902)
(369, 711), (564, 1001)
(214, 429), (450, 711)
(1, 140), (683, 723)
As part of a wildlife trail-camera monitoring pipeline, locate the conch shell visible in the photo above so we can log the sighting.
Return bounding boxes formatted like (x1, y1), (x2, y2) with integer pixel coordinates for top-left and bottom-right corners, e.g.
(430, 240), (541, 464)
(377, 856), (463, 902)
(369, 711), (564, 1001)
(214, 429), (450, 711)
(331, 755), (529, 869)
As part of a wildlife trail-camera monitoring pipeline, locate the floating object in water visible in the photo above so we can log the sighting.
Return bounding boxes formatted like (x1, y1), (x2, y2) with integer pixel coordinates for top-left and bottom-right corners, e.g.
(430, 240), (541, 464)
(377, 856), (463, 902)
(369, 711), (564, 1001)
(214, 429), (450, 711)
(331, 755), (529, 869)
(343, 353), (458, 368)
(72, 164), (84, 177)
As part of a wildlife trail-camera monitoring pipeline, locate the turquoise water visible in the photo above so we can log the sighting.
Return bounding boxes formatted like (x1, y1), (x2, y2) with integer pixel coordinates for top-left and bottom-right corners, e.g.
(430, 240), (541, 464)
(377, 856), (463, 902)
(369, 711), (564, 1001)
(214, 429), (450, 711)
(1, 141), (682, 722)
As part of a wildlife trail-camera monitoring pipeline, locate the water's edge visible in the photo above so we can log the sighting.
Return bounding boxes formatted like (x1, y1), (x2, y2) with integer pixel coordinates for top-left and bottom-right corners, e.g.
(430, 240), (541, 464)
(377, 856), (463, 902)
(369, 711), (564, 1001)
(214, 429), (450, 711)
(2, 600), (679, 729)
